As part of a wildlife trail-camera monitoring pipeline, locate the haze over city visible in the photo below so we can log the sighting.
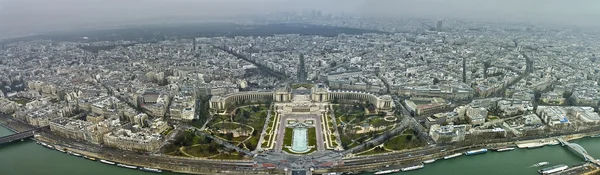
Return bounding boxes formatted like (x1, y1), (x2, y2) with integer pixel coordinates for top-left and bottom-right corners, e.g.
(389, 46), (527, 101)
(2, 0), (600, 38)
(2, 0), (600, 175)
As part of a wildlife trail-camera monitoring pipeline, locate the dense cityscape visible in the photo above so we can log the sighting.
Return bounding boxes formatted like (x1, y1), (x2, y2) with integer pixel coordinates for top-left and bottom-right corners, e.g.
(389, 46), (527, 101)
(2, 10), (600, 175)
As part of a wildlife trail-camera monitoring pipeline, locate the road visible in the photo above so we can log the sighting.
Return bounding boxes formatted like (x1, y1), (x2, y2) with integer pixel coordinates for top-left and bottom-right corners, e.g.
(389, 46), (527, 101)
(328, 106), (343, 150)
(392, 96), (436, 145)
(192, 127), (255, 157)
(255, 104), (273, 151)
(37, 132), (258, 173)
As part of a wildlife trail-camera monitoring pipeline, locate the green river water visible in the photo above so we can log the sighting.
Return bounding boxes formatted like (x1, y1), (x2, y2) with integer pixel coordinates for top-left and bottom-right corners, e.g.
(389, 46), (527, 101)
(1, 126), (598, 175)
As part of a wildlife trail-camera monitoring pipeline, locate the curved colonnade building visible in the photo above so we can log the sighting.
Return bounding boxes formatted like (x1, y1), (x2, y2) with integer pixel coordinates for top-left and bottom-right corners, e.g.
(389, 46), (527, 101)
(209, 84), (393, 112)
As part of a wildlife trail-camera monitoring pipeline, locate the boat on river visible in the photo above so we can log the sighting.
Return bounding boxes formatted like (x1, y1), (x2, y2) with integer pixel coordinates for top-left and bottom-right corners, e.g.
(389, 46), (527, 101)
(532, 162), (549, 167)
(423, 159), (436, 164)
(527, 144), (545, 149)
(538, 164), (568, 174)
(373, 169), (399, 175)
(464, 149), (488, 156)
(444, 153), (462, 159)
(83, 156), (96, 161)
(496, 147), (515, 152)
(401, 164), (424, 171)
(100, 160), (116, 165)
(117, 164), (138, 169)
(140, 167), (162, 173)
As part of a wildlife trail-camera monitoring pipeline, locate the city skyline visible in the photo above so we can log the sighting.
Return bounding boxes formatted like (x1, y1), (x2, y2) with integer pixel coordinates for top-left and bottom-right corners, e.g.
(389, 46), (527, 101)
(1, 2), (600, 175)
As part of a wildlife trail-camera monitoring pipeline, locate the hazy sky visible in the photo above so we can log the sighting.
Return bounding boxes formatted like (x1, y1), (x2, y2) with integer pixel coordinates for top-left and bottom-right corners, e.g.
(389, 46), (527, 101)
(1, 0), (599, 38)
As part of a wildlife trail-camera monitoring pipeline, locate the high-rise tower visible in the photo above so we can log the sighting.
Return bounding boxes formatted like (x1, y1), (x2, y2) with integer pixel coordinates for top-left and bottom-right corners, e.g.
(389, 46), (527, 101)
(297, 54), (307, 82)
(192, 38), (197, 51)
(436, 19), (443, 32)
(462, 57), (467, 83)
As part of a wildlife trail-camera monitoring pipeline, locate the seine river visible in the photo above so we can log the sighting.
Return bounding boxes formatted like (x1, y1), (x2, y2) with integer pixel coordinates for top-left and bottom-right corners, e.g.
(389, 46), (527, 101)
(1, 126), (598, 175)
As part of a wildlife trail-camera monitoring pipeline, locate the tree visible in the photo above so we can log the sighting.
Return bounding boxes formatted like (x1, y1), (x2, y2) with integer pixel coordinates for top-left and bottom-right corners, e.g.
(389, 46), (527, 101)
(226, 133), (234, 141)
(534, 90), (542, 102)
(433, 78), (440, 85)
(562, 91), (573, 99)
(246, 143), (255, 150)
(406, 135), (413, 141)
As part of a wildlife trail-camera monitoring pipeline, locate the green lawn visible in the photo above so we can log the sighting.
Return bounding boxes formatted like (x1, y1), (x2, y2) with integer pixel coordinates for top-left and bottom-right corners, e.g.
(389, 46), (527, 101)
(291, 84), (314, 89)
(308, 127), (316, 146)
(261, 138), (269, 148)
(182, 144), (218, 157)
(384, 129), (424, 150)
(340, 133), (353, 149)
(283, 127), (293, 146)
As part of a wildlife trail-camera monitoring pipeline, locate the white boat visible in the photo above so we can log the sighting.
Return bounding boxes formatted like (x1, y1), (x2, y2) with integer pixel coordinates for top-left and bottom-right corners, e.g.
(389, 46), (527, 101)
(54, 147), (67, 153)
(527, 144), (545, 149)
(373, 169), (399, 175)
(464, 149), (488, 156)
(401, 164), (424, 171)
(117, 164), (138, 169)
(532, 162), (550, 167)
(100, 160), (116, 165)
(83, 156), (97, 161)
(538, 164), (568, 174)
(444, 153), (462, 159)
(43, 144), (54, 149)
(496, 147), (515, 152)
(68, 151), (82, 157)
(423, 159), (436, 164)
(140, 167), (162, 173)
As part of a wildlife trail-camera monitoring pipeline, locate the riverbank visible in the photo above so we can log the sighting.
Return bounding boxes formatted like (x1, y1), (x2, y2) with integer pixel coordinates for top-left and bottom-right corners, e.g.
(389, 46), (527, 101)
(33, 133), (272, 175)
(333, 131), (600, 174)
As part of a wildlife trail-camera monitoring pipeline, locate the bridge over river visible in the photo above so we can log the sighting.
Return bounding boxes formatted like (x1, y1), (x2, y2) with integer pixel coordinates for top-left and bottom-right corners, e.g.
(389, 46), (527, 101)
(0, 113), (48, 147)
(557, 137), (600, 166)
(0, 127), (47, 146)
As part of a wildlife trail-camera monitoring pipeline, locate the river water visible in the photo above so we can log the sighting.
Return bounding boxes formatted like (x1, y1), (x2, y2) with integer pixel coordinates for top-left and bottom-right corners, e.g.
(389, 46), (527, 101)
(1, 126), (598, 175)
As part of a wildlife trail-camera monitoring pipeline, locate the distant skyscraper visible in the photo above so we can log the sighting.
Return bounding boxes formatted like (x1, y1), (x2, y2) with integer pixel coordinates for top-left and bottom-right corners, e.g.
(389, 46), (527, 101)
(436, 19), (443, 32)
(192, 38), (197, 51)
(297, 54), (307, 82)
(462, 57), (467, 83)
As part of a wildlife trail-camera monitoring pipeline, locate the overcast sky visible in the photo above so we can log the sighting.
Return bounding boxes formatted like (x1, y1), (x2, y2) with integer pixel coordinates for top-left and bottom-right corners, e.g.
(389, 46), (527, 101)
(1, 0), (599, 38)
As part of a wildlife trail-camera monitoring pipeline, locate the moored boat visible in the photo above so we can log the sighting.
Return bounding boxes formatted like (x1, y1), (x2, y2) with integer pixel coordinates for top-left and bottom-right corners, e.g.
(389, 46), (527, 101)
(68, 151), (82, 157)
(423, 159), (436, 164)
(117, 164), (138, 169)
(495, 147), (515, 152)
(443, 153), (462, 159)
(527, 145), (544, 149)
(464, 149), (488, 156)
(43, 144), (54, 149)
(54, 146), (67, 153)
(538, 164), (568, 174)
(83, 156), (97, 161)
(591, 134), (600, 138)
(100, 160), (116, 165)
(401, 164), (424, 171)
(373, 169), (399, 175)
(140, 167), (162, 173)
